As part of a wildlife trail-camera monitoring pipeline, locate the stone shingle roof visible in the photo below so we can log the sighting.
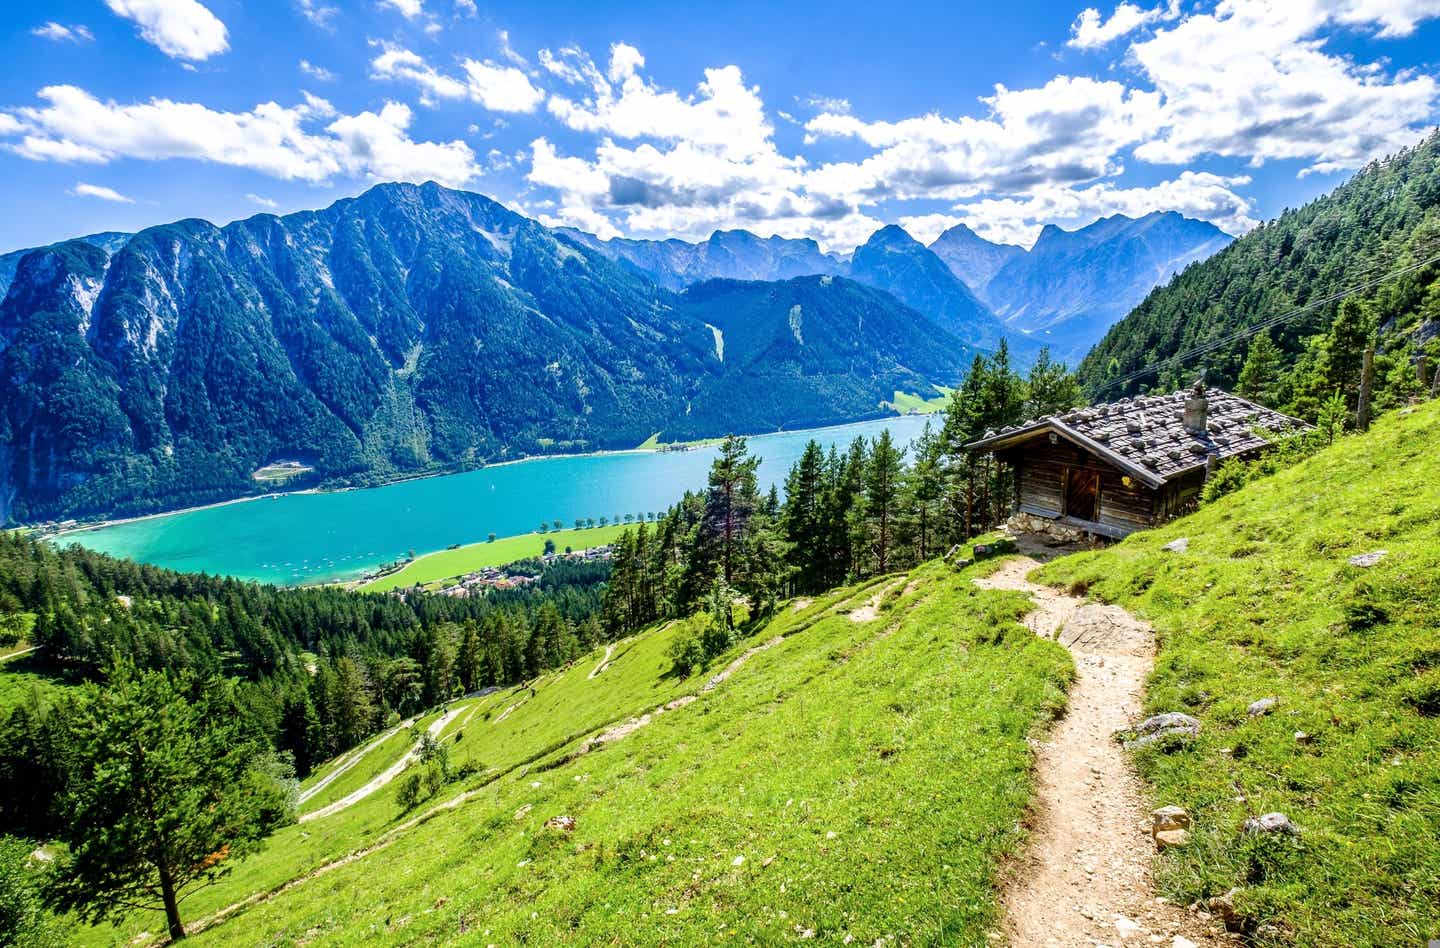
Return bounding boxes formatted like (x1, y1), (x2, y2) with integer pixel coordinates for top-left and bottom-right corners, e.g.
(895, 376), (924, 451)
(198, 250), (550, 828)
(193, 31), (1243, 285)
(967, 387), (1309, 488)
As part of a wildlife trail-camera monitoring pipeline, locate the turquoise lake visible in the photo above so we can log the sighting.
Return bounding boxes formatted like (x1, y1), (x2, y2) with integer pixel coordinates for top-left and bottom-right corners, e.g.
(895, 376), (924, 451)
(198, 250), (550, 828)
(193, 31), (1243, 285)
(58, 415), (936, 586)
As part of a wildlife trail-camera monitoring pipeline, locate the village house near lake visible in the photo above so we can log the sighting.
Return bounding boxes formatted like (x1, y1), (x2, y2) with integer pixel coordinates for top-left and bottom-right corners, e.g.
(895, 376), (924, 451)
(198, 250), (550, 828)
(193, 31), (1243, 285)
(968, 382), (1308, 540)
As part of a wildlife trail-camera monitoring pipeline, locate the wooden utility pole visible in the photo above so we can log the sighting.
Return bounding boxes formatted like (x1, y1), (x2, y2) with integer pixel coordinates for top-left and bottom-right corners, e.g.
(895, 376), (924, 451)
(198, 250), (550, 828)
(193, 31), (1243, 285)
(1357, 345), (1375, 431)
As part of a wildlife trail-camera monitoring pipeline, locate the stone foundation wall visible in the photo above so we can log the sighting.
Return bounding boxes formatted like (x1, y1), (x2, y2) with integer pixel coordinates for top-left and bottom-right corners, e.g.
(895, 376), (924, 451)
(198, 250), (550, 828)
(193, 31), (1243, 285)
(1007, 511), (1087, 543)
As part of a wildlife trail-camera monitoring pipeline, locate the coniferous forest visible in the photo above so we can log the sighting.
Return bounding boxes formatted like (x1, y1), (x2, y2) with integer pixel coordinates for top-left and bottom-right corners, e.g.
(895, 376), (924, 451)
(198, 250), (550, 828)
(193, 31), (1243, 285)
(1080, 130), (1440, 415)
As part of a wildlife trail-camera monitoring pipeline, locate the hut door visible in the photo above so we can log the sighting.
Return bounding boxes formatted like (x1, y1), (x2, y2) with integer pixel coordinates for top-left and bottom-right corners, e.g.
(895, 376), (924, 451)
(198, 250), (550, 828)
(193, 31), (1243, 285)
(1065, 468), (1099, 521)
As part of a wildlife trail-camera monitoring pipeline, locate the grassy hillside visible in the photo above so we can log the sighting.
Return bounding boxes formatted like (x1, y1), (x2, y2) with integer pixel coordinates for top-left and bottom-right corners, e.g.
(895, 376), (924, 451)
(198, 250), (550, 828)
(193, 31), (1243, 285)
(363, 524), (627, 591)
(1039, 399), (1440, 946)
(81, 560), (1071, 945)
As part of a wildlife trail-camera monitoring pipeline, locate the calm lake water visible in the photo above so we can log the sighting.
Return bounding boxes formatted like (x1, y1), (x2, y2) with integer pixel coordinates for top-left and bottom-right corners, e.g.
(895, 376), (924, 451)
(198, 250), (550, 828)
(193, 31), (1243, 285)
(58, 415), (936, 586)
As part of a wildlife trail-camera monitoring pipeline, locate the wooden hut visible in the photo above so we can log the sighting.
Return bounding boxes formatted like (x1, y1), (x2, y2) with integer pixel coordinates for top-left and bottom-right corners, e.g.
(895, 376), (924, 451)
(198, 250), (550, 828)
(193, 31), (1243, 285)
(966, 382), (1307, 539)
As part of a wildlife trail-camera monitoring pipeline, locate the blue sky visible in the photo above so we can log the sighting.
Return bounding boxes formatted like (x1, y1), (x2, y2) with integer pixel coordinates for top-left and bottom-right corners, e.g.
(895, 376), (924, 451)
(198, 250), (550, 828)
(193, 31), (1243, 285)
(2, 0), (1438, 254)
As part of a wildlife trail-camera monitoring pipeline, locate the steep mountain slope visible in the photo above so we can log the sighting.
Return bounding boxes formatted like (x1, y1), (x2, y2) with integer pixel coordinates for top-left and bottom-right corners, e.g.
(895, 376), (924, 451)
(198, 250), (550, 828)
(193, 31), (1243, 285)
(846, 225), (1024, 356)
(928, 222), (1024, 290)
(71, 561), (1069, 946)
(666, 274), (974, 438)
(974, 212), (1231, 362)
(1078, 131), (1440, 397)
(0, 231), (130, 297)
(1040, 398), (1440, 946)
(0, 183), (720, 524)
(559, 228), (842, 290)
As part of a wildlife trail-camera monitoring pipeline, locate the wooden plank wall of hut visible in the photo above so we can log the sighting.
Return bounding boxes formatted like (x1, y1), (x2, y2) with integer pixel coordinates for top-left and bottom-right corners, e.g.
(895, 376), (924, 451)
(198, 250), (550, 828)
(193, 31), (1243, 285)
(1096, 469), (1156, 532)
(1002, 438), (1159, 532)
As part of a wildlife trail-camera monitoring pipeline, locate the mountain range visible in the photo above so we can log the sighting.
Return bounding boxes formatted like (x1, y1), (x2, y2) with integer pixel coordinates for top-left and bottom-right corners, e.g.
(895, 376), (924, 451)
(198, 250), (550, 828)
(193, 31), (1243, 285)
(565, 211), (1231, 364)
(0, 179), (1232, 525)
(0, 183), (972, 524)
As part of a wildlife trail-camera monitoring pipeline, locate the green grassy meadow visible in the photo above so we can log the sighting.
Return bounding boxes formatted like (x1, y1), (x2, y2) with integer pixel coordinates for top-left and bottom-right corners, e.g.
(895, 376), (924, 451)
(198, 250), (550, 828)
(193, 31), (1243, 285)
(79, 559), (1071, 946)
(886, 385), (952, 414)
(1039, 400), (1440, 946)
(363, 525), (628, 592)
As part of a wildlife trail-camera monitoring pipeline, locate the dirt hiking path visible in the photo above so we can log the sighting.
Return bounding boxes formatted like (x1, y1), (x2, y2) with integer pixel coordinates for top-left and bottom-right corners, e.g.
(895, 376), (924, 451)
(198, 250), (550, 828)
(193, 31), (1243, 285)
(974, 557), (1224, 948)
(300, 704), (469, 823)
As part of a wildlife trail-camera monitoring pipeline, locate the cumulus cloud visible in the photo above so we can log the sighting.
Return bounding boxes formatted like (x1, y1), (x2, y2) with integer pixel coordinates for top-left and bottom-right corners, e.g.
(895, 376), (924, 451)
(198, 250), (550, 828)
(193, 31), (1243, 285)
(804, 76), (1163, 201)
(369, 45), (545, 112)
(906, 171), (1258, 247)
(104, 0), (228, 61)
(1068, 2), (1176, 48)
(70, 182), (135, 203)
(1131, 0), (1440, 174)
(0, 85), (480, 187)
(32, 22), (95, 43)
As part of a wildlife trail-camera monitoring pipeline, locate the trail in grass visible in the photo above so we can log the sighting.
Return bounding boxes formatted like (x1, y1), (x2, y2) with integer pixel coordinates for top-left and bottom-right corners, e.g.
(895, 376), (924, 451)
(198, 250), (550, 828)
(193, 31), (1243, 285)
(0, 645), (37, 663)
(587, 642), (616, 679)
(975, 557), (1224, 948)
(300, 704), (469, 823)
(297, 717), (418, 807)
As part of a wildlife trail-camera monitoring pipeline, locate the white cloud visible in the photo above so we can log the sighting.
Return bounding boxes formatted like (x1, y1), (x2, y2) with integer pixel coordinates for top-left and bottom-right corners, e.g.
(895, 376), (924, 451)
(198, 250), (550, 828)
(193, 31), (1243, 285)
(32, 22), (95, 43)
(497, 30), (526, 66)
(804, 76), (1163, 201)
(328, 103), (480, 185)
(104, 0), (228, 62)
(71, 182), (135, 203)
(299, 59), (337, 81)
(1131, 0), (1440, 174)
(1332, 0), (1440, 37)
(1068, 2), (1176, 48)
(379, 0), (425, 18)
(547, 51), (779, 162)
(369, 45), (545, 112)
(246, 193), (279, 208)
(1, 85), (480, 187)
(297, 0), (339, 29)
(800, 94), (852, 115)
(607, 42), (645, 83)
(463, 60), (547, 112)
(914, 171), (1258, 247)
(511, 8), (1439, 252)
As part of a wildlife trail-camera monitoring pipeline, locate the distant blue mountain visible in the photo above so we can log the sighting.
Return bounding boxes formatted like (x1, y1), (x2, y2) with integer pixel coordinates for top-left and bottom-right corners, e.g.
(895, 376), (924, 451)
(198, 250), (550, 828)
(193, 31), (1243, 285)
(931, 212), (1232, 363)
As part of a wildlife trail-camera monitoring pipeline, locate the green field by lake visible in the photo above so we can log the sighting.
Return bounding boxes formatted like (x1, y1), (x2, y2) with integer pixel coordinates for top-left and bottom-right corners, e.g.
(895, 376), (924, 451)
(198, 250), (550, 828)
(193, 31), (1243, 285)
(365, 524), (628, 591)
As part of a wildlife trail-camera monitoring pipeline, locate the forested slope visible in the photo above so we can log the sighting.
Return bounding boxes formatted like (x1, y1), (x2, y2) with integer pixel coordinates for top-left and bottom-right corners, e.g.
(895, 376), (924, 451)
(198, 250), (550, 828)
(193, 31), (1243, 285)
(1078, 130), (1440, 411)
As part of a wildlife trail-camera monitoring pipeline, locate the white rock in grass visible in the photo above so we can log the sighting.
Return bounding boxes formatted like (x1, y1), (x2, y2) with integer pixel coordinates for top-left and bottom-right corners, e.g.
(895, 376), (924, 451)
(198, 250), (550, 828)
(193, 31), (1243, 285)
(1243, 812), (1299, 835)
(1161, 537), (1189, 553)
(1247, 697), (1277, 717)
(1348, 550), (1387, 567)
(732, 855), (745, 866)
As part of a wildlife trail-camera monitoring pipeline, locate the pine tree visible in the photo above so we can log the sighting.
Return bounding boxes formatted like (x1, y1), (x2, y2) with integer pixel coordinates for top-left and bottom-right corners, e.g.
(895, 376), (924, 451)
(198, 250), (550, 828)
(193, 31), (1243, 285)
(781, 440), (828, 593)
(864, 430), (905, 574)
(1024, 346), (1082, 417)
(47, 664), (291, 941)
(1237, 331), (1282, 405)
(700, 435), (761, 587)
